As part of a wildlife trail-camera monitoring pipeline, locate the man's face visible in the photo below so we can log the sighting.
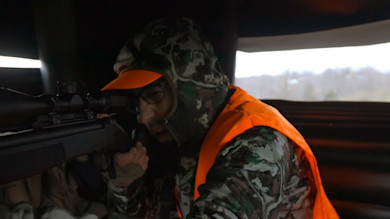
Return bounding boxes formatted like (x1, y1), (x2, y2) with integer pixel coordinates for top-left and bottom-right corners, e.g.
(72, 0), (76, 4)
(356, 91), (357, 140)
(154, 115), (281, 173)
(133, 79), (174, 143)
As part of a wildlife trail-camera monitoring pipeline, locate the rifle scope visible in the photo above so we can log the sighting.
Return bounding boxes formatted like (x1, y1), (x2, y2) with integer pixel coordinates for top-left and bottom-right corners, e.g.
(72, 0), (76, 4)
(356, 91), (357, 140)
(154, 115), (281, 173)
(0, 86), (134, 131)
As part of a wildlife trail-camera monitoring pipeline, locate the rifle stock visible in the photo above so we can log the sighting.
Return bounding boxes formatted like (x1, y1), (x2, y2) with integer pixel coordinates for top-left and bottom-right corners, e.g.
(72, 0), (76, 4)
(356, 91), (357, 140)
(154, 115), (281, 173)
(0, 118), (132, 183)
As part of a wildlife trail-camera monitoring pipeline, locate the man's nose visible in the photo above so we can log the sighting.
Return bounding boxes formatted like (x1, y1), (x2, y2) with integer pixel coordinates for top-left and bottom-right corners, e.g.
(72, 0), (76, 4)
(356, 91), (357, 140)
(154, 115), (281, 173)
(137, 100), (156, 125)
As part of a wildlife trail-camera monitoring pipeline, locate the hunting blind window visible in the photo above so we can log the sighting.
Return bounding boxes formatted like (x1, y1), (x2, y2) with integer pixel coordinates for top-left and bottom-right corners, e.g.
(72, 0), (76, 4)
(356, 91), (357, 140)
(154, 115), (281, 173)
(235, 42), (390, 102)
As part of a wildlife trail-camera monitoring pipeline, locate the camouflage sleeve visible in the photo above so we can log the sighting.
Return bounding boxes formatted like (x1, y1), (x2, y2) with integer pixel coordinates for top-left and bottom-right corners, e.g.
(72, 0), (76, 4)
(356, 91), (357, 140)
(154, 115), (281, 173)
(105, 164), (175, 218)
(105, 175), (153, 218)
(0, 167), (104, 219)
(189, 126), (316, 219)
(0, 202), (34, 219)
(102, 131), (178, 218)
(92, 149), (151, 218)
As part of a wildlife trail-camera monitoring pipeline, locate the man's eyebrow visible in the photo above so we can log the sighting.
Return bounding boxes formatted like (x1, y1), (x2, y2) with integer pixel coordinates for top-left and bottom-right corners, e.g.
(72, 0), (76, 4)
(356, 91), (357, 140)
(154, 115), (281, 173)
(129, 87), (142, 96)
(131, 82), (159, 96)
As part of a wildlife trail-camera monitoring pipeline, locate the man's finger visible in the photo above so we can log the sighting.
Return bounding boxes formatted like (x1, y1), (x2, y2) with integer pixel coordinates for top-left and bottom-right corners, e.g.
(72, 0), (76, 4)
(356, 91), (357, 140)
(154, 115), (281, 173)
(139, 155), (149, 171)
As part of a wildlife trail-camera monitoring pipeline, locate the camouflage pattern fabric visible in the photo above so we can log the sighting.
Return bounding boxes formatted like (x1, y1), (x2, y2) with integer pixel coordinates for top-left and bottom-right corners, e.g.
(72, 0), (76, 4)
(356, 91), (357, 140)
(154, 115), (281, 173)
(189, 126), (316, 218)
(0, 165), (106, 219)
(104, 17), (316, 218)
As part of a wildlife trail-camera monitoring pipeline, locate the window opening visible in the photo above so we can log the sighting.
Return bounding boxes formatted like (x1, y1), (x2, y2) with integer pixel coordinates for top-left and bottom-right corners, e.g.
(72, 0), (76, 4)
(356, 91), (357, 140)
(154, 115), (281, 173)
(235, 42), (390, 102)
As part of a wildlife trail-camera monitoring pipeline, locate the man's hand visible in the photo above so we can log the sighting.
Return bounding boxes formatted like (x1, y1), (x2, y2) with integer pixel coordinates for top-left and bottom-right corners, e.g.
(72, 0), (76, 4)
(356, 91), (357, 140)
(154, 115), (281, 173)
(109, 142), (149, 187)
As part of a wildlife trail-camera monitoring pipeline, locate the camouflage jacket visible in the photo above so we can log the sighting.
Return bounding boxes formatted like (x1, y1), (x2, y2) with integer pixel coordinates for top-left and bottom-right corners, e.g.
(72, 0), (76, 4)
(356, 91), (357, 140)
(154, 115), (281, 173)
(104, 17), (316, 218)
(106, 121), (316, 219)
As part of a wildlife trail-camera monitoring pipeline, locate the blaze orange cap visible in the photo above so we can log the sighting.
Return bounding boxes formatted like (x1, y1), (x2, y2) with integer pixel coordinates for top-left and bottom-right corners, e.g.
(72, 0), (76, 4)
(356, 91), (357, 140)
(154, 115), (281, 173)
(101, 69), (162, 91)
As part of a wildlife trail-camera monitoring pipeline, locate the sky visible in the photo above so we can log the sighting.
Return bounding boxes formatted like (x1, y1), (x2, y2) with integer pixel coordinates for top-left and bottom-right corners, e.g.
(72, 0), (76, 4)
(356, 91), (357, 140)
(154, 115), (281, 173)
(235, 42), (390, 78)
(0, 56), (41, 68)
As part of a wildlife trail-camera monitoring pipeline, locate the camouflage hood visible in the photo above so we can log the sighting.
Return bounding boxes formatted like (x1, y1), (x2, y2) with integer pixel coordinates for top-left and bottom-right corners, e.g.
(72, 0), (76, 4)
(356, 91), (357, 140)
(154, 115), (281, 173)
(113, 17), (230, 153)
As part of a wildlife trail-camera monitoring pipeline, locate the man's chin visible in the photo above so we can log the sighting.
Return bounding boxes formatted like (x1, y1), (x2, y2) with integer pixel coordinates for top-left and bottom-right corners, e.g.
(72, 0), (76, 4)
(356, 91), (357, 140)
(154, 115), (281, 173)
(154, 131), (174, 143)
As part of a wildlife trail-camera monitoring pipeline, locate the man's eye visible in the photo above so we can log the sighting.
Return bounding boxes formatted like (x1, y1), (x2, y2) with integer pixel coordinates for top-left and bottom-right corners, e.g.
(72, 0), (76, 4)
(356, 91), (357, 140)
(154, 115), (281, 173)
(147, 90), (163, 99)
(142, 86), (164, 103)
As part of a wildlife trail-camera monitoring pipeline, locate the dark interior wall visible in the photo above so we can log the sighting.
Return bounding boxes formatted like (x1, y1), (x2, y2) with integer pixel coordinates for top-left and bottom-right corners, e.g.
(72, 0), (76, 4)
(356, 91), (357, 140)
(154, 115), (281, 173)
(0, 68), (43, 95)
(0, 1), (38, 59)
(0, 0), (239, 94)
(31, 0), (81, 94)
(237, 0), (390, 37)
(73, 0), (239, 92)
(27, 0), (239, 94)
(3, 1), (390, 95)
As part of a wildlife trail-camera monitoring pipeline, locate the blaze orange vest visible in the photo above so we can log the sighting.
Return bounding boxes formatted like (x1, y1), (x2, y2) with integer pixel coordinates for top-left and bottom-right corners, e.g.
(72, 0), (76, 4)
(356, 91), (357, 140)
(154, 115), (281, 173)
(193, 85), (339, 219)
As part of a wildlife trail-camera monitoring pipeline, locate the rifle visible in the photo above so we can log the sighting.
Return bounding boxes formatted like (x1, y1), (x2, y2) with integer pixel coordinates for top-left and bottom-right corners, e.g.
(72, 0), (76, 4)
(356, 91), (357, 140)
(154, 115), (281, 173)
(0, 82), (137, 183)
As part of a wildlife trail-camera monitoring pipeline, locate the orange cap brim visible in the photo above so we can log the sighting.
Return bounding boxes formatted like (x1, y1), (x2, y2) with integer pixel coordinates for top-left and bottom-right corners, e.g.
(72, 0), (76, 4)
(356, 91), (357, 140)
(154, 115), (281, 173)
(101, 69), (162, 91)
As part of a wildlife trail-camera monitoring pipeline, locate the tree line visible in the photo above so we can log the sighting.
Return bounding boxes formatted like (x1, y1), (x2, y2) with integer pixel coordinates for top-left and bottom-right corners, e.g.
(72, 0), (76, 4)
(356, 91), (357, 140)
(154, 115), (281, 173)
(235, 67), (390, 102)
